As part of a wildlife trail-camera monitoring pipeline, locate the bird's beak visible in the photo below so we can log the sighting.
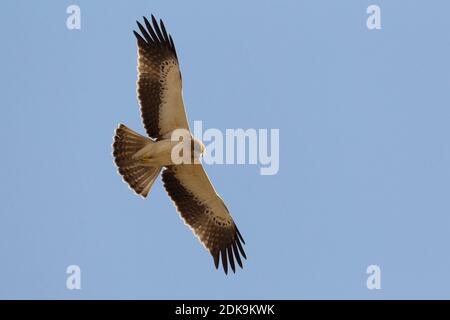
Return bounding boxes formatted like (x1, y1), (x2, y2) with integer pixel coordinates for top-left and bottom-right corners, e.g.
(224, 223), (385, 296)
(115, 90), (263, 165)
(201, 142), (206, 155)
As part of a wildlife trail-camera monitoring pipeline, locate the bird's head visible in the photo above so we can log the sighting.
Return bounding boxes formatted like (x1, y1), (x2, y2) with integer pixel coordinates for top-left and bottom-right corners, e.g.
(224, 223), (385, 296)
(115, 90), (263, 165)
(192, 137), (205, 160)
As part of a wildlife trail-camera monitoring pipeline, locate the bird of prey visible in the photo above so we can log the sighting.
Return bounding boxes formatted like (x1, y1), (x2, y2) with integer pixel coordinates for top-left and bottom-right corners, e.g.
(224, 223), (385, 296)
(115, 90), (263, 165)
(112, 15), (246, 274)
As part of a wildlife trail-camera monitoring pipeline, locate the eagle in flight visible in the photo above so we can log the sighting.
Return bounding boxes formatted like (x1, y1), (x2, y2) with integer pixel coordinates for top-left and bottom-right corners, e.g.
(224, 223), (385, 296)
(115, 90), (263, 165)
(112, 15), (246, 274)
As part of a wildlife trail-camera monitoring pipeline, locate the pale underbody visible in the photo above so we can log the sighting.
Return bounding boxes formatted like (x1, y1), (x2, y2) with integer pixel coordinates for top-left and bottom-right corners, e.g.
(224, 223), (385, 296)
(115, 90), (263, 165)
(132, 131), (205, 166)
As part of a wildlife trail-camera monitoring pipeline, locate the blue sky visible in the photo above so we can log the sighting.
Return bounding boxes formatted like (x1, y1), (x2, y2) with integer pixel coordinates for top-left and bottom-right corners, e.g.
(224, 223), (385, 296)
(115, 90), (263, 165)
(1, 0), (450, 299)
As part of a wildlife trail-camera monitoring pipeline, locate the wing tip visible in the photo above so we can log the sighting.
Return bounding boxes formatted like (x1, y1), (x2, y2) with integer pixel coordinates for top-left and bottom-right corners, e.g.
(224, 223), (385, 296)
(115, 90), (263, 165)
(134, 14), (178, 59)
(227, 246), (236, 273)
(212, 237), (246, 274)
(221, 249), (228, 275)
(213, 251), (220, 269)
(133, 30), (144, 43)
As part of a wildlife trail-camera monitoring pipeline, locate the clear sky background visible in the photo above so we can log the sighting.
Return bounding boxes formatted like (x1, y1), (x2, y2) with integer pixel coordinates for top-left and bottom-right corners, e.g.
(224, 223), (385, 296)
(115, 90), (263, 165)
(1, 0), (450, 299)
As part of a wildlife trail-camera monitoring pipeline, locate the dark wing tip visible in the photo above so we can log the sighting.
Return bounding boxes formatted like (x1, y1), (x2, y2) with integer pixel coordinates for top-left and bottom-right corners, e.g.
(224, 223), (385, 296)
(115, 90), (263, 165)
(169, 35), (178, 59)
(236, 226), (245, 244)
(151, 14), (158, 26)
(221, 248), (228, 275)
(133, 30), (145, 43)
(136, 20), (153, 43)
(232, 242), (243, 268)
(235, 233), (247, 260)
(160, 19), (169, 42)
(211, 227), (247, 273)
(151, 15), (164, 41)
(213, 251), (220, 269)
(227, 246), (236, 273)
(135, 15), (178, 60)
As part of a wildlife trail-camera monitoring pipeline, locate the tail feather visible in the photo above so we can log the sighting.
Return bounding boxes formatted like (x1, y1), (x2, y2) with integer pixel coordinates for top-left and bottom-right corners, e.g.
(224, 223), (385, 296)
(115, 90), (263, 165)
(112, 124), (161, 198)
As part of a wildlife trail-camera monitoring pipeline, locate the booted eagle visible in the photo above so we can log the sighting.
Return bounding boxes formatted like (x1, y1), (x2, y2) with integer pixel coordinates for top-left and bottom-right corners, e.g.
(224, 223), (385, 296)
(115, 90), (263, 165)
(112, 15), (246, 274)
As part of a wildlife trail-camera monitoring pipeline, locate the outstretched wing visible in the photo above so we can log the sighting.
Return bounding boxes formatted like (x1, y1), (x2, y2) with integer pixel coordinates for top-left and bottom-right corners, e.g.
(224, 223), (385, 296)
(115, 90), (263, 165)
(134, 15), (190, 139)
(162, 165), (247, 274)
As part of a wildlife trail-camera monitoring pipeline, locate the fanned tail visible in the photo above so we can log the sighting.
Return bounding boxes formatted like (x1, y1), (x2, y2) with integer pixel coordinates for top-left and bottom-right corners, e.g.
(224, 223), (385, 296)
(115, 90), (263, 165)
(112, 124), (161, 197)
